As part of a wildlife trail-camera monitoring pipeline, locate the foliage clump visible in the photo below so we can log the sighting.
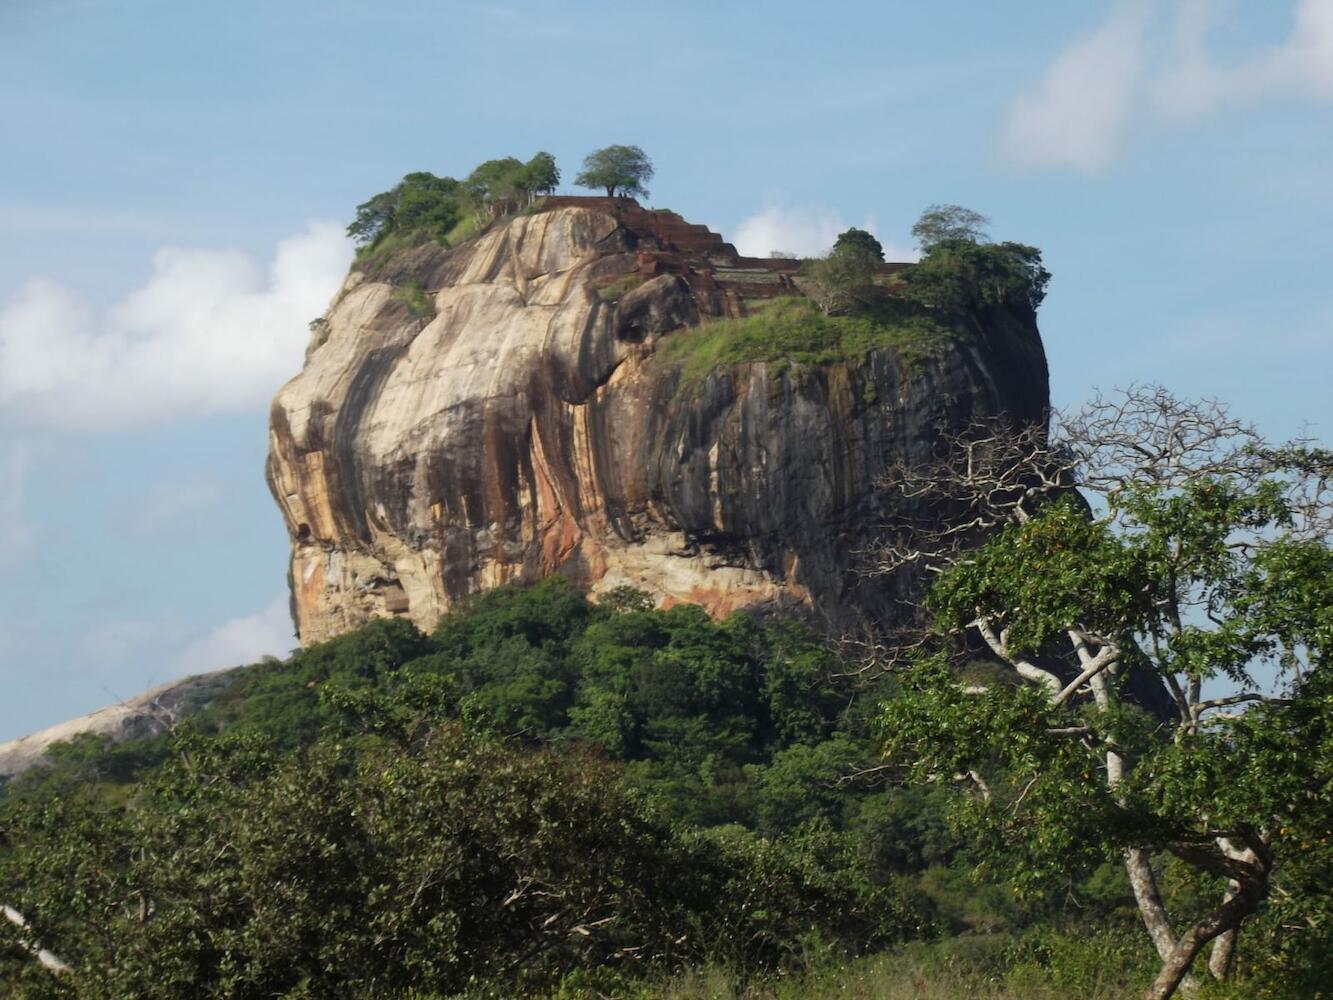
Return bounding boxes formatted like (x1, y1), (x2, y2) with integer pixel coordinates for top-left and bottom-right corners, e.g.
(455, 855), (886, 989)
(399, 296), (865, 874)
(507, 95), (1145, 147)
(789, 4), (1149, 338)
(574, 144), (654, 199)
(597, 273), (646, 302)
(894, 239), (1049, 319)
(347, 151), (560, 269)
(800, 227), (886, 317)
(911, 203), (991, 251)
(395, 279), (435, 319)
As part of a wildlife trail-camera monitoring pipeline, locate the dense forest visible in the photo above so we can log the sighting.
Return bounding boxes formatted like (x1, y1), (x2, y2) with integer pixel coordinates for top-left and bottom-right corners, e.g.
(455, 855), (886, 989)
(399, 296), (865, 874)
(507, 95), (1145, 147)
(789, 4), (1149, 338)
(2, 514), (1328, 999)
(0, 580), (1163, 997)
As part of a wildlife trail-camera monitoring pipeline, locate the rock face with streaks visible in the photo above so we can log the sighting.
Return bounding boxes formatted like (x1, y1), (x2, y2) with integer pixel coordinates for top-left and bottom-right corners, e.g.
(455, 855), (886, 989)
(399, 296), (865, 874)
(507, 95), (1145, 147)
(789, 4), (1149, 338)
(267, 199), (1049, 644)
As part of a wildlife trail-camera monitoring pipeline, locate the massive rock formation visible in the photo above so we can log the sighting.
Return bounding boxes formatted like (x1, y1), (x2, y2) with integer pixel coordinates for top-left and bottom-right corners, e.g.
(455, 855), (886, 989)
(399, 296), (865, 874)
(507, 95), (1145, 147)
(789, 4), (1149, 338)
(267, 198), (1048, 645)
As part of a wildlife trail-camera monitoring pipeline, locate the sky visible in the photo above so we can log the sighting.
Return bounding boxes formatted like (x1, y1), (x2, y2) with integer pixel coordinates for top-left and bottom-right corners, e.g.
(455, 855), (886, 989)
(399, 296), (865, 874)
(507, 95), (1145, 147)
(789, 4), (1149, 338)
(1, 0), (1331, 742)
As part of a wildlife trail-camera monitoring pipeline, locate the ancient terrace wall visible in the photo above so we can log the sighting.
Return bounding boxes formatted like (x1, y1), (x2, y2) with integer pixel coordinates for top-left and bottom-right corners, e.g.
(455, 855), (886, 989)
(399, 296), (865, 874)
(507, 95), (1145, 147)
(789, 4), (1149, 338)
(540, 196), (909, 318)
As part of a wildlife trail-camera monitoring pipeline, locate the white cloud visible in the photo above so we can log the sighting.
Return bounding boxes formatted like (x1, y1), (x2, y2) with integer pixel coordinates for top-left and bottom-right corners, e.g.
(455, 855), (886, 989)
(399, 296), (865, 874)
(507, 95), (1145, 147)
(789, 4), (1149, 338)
(1154, 0), (1333, 117)
(0, 221), (352, 430)
(1001, 0), (1333, 171)
(733, 202), (847, 258)
(0, 441), (39, 568)
(998, 0), (1153, 172)
(173, 596), (294, 677)
(732, 201), (917, 261)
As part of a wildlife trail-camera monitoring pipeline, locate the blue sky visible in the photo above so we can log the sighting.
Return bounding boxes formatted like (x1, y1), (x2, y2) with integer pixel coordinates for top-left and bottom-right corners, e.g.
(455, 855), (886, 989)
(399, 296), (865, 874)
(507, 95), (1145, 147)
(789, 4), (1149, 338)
(2, 0), (1331, 741)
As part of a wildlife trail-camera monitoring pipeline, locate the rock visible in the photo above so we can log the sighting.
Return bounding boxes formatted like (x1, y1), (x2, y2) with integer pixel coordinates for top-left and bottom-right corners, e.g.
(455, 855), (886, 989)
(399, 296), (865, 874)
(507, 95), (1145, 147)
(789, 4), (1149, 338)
(0, 670), (235, 778)
(267, 199), (1049, 644)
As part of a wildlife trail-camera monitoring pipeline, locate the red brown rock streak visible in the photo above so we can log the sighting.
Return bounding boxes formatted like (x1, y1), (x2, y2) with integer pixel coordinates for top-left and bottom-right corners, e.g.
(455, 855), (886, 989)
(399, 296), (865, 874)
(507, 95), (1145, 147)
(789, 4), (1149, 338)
(266, 201), (1049, 644)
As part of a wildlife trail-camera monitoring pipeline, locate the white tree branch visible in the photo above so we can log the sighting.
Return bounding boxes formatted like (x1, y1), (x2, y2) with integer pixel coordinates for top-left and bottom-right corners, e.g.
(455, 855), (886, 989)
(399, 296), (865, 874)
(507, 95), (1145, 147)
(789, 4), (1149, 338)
(2, 905), (71, 976)
(1052, 631), (1120, 707)
(971, 617), (1062, 693)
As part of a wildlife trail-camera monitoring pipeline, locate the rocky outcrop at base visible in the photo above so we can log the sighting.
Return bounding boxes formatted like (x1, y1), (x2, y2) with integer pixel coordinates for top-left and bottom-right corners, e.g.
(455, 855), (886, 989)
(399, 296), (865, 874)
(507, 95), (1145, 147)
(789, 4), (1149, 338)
(0, 671), (234, 778)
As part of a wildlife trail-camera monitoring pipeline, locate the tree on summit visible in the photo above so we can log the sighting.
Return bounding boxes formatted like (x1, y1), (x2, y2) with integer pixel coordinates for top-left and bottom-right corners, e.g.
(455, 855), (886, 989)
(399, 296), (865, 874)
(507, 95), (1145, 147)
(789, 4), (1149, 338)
(575, 145), (654, 199)
(910, 203), (990, 251)
(832, 227), (884, 262)
(801, 227), (884, 316)
(522, 151), (560, 204)
(346, 171), (462, 247)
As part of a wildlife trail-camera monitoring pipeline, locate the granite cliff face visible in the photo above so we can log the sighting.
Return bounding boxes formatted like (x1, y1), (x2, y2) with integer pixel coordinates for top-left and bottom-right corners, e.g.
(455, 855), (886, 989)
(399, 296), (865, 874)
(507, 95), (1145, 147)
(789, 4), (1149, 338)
(267, 199), (1049, 644)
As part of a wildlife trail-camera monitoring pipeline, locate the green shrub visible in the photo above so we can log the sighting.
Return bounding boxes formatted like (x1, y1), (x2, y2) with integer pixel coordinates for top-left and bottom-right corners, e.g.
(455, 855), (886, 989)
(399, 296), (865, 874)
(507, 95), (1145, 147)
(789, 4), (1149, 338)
(396, 279), (435, 318)
(597, 273), (645, 302)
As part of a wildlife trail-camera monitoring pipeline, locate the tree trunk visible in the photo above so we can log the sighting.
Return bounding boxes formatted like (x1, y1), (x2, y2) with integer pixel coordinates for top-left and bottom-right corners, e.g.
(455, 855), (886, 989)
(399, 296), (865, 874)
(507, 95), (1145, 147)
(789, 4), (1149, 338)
(1124, 848), (1177, 961)
(1142, 880), (1260, 1000)
(1145, 921), (1224, 1000)
(1209, 927), (1237, 981)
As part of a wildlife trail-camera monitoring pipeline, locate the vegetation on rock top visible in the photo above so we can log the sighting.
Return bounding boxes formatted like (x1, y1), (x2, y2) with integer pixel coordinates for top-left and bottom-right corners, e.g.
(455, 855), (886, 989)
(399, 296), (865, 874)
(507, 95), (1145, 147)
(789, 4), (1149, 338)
(650, 295), (956, 384)
(650, 214), (1048, 385)
(346, 152), (560, 275)
(345, 144), (654, 277)
(573, 144), (654, 199)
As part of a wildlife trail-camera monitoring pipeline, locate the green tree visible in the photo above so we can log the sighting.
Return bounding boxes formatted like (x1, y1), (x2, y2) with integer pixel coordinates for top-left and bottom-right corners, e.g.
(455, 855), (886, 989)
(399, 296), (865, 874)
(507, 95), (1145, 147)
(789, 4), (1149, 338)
(522, 150), (560, 204)
(894, 238), (1049, 319)
(910, 203), (991, 251)
(833, 227), (884, 262)
(574, 144), (654, 199)
(346, 188), (398, 246)
(463, 156), (527, 221)
(346, 171), (462, 248)
(0, 681), (928, 996)
(874, 387), (1333, 999)
(801, 227), (884, 316)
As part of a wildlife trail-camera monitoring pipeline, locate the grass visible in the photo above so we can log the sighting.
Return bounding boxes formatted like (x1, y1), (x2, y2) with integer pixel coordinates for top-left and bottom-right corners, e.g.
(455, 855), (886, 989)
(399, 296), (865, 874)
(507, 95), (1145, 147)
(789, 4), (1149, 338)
(444, 213), (482, 246)
(396, 279), (435, 319)
(651, 296), (957, 386)
(530, 932), (1156, 1000)
(598, 273), (646, 302)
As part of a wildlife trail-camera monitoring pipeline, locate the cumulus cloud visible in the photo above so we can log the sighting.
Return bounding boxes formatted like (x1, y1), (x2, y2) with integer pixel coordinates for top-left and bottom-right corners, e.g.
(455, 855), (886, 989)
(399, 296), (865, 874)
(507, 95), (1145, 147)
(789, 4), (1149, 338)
(1000, 0), (1333, 171)
(732, 201), (917, 261)
(174, 596), (294, 677)
(0, 221), (351, 429)
(998, 0), (1153, 172)
(0, 441), (39, 569)
(733, 202), (848, 258)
